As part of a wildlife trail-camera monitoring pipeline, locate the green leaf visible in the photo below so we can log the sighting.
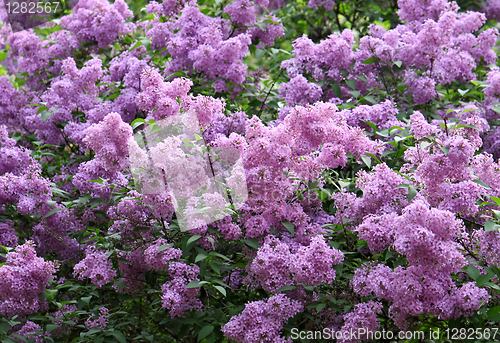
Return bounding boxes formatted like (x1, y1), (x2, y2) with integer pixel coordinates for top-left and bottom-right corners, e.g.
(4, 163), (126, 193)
(44, 208), (62, 218)
(214, 285), (226, 296)
(46, 324), (59, 333)
(363, 95), (377, 104)
(487, 306), (500, 321)
(242, 239), (259, 250)
(476, 273), (492, 286)
(347, 90), (360, 98)
(282, 221), (294, 235)
(0, 50), (8, 63)
(472, 179), (491, 189)
(345, 80), (356, 90)
(111, 331), (127, 343)
(206, 236), (216, 250)
(357, 75), (368, 83)
(81, 296), (92, 304)
(37, 106), (49, 114)
(455, 123), (478, 130)
(40, 110), (54, 122)
(490, 265), (500, 279)
(484, 282), (500, 291)
(186, 281), (208, 288)
(209, 252), (231, 261)
(275, 285), (296, 292)
(187, 235), (202, 246)
(198, 325), (214, 342)
(209, 260), (221, 274)
(408, 186), (417, 201)
(484, 221), (500, 232)
(490, 196), (500, 206)
(467, 265), (480, 281)
(439, 146), (450, 155)
(0, 323), (10, 334)
(420, 141), (432, 149)
(131, 118), (145, 130)
(376, 129), (389, 137)
(360, 120), (378, 132)
(93, 210), (107, 219)
(331, 83), (342, 98)
(316, 303), (326, 312)
(129, 41), (143, 52)
(158, 245), (171, 252)
(212, 280), (230, 289)
(361, 155), (371, 168)
(362, 56), (377, 64)
(492, 106), (500, 114)
(195, 252), (208, 263)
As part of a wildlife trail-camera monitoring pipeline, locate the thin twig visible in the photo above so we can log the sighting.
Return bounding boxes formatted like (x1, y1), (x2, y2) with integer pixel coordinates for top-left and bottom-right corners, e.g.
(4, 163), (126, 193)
(257, 70), (283, 117)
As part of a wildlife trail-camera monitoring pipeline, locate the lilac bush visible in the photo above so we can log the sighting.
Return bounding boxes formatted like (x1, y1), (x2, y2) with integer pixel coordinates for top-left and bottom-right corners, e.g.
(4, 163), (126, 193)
(0, 0), (500, 342)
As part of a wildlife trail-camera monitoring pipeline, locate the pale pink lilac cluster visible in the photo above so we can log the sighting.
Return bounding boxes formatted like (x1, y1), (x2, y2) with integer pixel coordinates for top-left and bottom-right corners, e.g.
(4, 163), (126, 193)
(160, 262), (203, 318)
(31, 204), (83, 261)
(99, 45), (151, 122)
(339, 100), (405, 131)
(307, 0), (335, 11)
(73, 246), (117, 288)
(0, 76), (26, 127)
(279, 1), (498, 106)
(0, 221), (17, 248)
(339, 106), (496, 329)
(143, 238), (182, 271)
(144, 0), (284, 92)
(12, 321), (48, 343)
(59, 0), (135, 49)
(221, 294), (303, 343)
(0, 126), (52, 216)
(106, 191), (156, 241)
(135, 68), (192, 120)
(115, 247), (150, 293)
(486, 0), (500, 20)
(402, 117), (488, 216)
(82, 112), (133, 172)
(482, 67), (500, 158)
(250, 14), (285, 48)
(49, 304), (79, 337)
(0, 241), (58, 317)
(21, 57), (104, 146)
(352, 264), (490, 329)
(224, 102), (382, 221)
(245, 235), (343, 292)
(85, 307), (109, 330)
(338, 301), (383, 343)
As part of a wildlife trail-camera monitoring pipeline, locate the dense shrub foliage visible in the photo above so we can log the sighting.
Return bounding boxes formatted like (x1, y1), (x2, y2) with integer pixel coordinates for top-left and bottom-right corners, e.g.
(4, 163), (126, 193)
(1, 0), (500, 342)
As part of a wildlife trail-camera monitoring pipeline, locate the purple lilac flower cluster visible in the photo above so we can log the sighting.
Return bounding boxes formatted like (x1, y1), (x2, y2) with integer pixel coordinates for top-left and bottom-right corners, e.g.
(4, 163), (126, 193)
(0, 241), (58, 317)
